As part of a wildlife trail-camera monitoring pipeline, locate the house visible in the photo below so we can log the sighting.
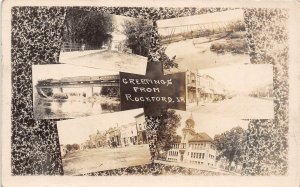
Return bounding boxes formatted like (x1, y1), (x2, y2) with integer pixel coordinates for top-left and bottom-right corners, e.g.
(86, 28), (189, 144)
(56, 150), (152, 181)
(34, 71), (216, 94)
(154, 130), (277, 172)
(186, 70), (227, 104)
(166, 113), (217, 167)
(134, 113), (148, 144)
(120, 122), (138, 147)
(106, 126), (121, 148)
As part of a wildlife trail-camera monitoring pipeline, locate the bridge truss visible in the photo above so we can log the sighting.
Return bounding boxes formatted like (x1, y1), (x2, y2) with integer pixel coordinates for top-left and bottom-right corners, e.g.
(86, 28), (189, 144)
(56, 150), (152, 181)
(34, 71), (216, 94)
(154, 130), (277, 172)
(158, 21), (244, 44)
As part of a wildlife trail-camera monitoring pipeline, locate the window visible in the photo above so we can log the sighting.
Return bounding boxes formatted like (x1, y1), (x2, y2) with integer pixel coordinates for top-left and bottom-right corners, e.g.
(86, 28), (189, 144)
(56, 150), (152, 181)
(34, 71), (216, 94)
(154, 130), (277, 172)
(202, 153), (205, 159)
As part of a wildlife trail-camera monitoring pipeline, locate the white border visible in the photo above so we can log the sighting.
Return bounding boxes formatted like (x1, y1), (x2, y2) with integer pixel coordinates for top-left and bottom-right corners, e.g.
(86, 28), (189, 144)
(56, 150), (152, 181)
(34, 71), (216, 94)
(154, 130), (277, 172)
(2, 1), (300, 187)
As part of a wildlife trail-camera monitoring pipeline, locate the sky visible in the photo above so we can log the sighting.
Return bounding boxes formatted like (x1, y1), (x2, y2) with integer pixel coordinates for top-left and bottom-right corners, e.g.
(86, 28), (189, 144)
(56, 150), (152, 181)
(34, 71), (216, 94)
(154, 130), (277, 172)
(32, 64), (118, 85)
(198, 64), (273, 94)
(112, 14), (136, 33)
(173, 110), (249, 138)
(57, 108), (144, 145)
(157, 9), (244, 36)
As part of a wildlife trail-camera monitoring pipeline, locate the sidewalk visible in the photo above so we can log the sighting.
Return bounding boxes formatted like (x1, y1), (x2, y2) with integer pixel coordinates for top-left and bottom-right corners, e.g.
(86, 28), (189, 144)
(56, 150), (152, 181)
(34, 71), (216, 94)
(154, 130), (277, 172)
(154, 160), (238, 175)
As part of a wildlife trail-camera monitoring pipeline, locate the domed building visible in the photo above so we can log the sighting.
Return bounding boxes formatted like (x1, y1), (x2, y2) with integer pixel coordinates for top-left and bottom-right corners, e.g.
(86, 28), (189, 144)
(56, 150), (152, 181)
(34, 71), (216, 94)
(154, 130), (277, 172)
(166, 113), (217, 167)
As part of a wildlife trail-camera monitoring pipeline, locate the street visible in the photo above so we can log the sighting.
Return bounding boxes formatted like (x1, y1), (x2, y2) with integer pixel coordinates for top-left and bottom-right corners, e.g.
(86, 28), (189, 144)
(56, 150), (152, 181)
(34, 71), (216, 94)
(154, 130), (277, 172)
(187, 95), (274, 119)
(60, 50), (147, 75)
(62, 144), (151, 175)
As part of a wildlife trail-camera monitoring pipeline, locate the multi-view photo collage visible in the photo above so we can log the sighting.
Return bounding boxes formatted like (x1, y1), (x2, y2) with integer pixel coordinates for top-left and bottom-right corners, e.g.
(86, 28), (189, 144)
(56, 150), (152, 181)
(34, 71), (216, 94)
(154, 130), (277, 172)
(32, 8), (274, 176)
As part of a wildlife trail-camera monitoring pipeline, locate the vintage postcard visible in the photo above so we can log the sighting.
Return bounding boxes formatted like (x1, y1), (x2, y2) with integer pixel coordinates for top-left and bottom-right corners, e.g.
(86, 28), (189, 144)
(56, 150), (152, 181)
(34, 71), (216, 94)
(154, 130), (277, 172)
(1, 1), (299, 187)
(185, 64), (274, 119)
(60, 8), (150, 75)
(155, 109), (249, 175)
(32, 64), (120, 119)
(57, 108), (150, 175)
(157, 9), (250, 73)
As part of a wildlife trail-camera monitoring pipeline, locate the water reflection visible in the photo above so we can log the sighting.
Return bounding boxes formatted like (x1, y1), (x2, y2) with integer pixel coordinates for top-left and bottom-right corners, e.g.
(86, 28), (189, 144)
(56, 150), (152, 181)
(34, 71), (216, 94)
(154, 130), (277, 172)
(35, 99), (120, 119)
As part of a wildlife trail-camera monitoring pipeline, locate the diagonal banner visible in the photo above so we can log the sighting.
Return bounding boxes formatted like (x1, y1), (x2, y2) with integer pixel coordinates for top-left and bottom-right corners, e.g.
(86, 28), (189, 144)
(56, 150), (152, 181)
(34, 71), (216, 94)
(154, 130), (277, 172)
(120, 63), (186, 116)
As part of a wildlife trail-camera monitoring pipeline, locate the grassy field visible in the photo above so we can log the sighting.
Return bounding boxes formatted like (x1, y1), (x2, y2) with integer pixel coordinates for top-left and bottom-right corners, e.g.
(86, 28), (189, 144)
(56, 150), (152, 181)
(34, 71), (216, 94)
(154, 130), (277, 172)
(210, 32), (248, 54)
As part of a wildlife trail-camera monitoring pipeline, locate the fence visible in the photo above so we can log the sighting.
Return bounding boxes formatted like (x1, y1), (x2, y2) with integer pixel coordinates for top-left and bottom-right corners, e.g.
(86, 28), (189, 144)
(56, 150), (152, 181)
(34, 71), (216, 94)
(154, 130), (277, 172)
(61, 42), (102, 52)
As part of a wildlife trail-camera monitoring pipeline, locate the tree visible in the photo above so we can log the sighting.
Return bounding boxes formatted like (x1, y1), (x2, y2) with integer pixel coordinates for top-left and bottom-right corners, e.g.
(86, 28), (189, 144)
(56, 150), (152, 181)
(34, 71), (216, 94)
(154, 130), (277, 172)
(214, 126), (246, 170)
(122, 19), (153, 57)
(122, 19), (178, 70)
(63, 8), (113, 48)
(155, 109), (181, 159)
(72, 144), (80, 150)
(160, 47), (178, 70)
(66, 144), (72, 151)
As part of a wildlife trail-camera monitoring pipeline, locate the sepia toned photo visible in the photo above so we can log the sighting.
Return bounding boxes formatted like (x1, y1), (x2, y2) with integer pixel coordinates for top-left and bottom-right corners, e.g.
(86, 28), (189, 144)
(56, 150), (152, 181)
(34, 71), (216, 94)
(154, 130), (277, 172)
(59, 8), (151, 75)
(185, 64), (274, 119)
(2, 1), (298, 187)
(32, 64), (120, 119)
(157, 9), (250, 73)
(57, 109), (151, 175)
(155, 109), (249, 175)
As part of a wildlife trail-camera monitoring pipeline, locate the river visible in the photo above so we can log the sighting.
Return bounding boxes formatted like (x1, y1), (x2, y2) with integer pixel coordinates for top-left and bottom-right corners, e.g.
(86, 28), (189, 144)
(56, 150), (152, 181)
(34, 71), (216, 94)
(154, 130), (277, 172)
(34, 96), (120, 119)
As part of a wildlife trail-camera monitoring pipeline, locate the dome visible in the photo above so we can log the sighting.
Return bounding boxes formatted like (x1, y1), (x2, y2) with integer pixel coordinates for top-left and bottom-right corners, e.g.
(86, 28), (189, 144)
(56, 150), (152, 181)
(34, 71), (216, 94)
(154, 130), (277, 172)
(185, 113), (195, 129)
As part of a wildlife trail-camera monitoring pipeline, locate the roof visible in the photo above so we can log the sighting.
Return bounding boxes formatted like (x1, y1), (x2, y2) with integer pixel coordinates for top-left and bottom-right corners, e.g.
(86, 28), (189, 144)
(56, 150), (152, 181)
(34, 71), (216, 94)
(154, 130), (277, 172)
(188, 132), (214, 143)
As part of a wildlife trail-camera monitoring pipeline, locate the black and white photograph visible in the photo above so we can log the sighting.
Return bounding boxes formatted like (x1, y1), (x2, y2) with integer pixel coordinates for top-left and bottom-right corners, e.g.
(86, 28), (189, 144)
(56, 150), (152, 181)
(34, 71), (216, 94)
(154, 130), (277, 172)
(59, 8), (151, 75)
(155, 109), (249, 175)
(185, 64), (274, 119)
(32, 64), (120, 119)
(57, 109), (151, 175)
(157, 9), (250, 73)
(3, 2), (296, 187)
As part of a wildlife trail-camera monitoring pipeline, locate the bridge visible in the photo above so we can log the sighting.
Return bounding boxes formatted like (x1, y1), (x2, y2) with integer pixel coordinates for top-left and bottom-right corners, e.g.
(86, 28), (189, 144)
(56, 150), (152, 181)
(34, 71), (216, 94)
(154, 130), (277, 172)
(158, 20), (244, 45)
(36, 75), (119, 98)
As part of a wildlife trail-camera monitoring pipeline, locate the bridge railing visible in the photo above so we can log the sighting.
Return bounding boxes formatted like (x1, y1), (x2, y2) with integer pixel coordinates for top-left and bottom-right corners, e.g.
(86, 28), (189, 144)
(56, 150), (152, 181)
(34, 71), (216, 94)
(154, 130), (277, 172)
(159, 21), (245, 45)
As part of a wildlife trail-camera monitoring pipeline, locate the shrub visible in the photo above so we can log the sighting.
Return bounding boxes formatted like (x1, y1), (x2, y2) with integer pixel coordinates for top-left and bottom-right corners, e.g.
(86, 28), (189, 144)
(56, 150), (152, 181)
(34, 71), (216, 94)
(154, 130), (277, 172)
(53, 93), (68, 99)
